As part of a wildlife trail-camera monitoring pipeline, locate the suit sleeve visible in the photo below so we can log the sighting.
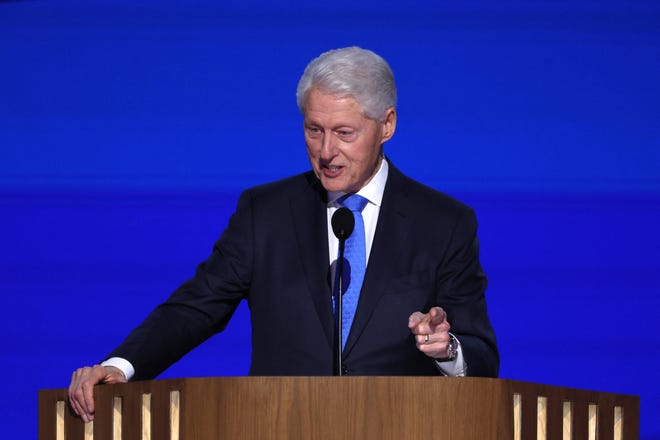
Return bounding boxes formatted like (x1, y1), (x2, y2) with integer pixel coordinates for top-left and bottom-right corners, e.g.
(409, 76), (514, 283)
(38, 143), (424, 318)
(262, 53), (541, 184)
(436, 207), (499, 377)
(105, 191), (255, 380)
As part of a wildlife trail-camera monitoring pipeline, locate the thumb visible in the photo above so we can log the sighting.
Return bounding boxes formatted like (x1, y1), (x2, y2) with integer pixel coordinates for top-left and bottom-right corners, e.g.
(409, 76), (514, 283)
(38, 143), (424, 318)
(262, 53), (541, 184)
(429, 307), (447, 325)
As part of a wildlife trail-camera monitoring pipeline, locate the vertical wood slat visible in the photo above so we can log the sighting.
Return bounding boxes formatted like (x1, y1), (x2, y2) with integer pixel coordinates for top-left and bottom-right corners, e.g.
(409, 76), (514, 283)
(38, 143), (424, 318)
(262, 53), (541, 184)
(170, 391), (180, 440)
(513, 393), (522, 440)
(562, 401), (572, 440)
(141, 394), (151, 440)
(56, 401), (65, 440)
(84, 422), (93, 440)
(537, 396), (547, 440)
(613, 406), (623, 440)
(112, 397), (122, 440)
(588, 404), (598, 440)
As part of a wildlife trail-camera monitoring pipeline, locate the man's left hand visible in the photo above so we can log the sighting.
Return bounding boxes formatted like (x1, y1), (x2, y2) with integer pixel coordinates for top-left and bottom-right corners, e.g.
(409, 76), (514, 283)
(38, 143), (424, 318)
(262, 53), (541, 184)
(408, 306), (452, 359)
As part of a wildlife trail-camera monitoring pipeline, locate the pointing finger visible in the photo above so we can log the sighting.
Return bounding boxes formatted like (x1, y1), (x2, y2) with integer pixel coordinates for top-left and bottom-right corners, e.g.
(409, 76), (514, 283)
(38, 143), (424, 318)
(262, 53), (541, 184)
(408, 311), (426, 328)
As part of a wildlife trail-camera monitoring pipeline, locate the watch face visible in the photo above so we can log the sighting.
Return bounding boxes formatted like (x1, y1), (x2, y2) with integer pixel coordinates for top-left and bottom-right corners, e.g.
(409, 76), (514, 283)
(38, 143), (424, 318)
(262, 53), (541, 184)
(449, 336), (458, 359)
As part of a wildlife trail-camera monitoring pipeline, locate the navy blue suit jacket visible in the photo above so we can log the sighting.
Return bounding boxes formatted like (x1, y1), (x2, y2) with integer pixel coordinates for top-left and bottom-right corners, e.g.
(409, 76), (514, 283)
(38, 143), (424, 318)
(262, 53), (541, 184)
(108, 162), (499, 379)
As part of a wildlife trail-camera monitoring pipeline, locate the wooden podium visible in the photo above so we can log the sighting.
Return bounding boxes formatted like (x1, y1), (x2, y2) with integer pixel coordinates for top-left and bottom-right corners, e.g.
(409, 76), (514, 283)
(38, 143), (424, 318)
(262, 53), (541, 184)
(38, 377), (639, 439)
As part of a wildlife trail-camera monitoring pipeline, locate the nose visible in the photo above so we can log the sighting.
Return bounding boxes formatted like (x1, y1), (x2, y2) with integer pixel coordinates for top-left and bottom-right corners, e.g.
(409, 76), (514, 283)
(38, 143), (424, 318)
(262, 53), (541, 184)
(320, 133), (338, 160)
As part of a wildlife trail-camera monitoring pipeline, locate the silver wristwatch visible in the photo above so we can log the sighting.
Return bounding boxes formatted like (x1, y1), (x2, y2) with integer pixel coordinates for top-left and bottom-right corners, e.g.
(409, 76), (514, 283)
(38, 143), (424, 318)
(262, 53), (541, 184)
(436, 334), (458, 362)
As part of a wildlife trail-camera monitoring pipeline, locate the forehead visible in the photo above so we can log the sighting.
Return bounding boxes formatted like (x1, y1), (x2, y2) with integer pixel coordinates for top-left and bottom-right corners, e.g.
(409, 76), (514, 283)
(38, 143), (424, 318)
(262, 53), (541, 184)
(303, 89), (367, 124)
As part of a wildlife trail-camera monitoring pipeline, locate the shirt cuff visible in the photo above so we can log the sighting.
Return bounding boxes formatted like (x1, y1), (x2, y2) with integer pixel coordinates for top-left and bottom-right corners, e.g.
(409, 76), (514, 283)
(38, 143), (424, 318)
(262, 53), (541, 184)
(101, 357), (135, 381)
(435, 334), (467, 377)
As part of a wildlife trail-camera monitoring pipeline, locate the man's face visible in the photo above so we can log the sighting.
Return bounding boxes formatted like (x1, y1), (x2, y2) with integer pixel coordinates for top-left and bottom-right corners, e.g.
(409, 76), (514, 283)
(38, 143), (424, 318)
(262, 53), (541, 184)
(303, 88), (396, 193)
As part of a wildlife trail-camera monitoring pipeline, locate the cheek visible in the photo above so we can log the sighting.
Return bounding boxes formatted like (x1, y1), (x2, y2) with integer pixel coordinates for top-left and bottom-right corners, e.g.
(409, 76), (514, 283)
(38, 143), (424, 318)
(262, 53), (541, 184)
(306, 145), (323, 173)
(350, 144), (377, 165)
(305, 141), (318, 158)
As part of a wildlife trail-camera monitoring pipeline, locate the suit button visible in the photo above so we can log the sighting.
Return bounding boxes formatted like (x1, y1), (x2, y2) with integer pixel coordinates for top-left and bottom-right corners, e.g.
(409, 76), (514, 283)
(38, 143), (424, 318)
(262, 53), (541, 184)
(341, 365), (349, 375)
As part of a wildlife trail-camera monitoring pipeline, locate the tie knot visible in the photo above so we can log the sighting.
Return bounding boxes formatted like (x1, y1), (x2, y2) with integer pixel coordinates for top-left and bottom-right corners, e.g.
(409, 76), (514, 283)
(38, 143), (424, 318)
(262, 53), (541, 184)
(341, 194), (369, 213)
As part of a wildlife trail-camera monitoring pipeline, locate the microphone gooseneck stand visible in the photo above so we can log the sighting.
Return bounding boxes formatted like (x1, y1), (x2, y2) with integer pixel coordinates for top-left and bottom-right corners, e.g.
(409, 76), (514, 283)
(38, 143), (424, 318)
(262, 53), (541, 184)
(331, 207), (354, 376)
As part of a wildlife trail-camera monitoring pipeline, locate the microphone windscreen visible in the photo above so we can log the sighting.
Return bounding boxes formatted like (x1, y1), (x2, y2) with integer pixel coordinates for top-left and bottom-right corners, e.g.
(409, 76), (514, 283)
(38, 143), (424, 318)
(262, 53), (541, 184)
(332, 207), (355, 240)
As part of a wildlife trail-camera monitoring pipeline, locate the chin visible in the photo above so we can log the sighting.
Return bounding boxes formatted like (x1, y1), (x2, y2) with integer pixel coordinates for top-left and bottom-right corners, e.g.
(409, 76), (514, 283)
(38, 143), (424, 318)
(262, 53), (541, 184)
(320, 179), (348, 193)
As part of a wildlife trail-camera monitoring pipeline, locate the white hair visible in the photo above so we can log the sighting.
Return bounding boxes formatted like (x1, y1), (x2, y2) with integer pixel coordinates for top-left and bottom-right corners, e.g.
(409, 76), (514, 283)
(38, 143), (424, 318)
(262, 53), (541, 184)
(296, 47), (397, 122)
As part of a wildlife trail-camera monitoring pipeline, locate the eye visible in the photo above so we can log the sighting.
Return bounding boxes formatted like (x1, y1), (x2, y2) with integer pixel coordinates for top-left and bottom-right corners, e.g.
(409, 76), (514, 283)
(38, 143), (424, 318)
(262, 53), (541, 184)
(336, 129), (357, 141)
(306, 126), (322, 137)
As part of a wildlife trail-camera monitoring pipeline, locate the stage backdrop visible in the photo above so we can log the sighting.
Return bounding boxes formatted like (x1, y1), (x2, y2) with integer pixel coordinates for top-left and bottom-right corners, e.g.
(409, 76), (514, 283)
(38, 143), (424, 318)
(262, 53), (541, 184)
(1, 1), (659, 438)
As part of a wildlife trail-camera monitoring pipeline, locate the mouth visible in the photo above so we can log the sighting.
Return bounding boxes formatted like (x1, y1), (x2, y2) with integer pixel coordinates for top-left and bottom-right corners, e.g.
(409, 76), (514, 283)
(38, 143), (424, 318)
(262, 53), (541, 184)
(321, 164), (343, 178)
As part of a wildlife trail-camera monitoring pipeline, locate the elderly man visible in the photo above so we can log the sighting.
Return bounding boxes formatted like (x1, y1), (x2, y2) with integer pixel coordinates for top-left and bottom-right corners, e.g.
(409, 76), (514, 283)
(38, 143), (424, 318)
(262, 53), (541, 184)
(69, 46), (499, 422)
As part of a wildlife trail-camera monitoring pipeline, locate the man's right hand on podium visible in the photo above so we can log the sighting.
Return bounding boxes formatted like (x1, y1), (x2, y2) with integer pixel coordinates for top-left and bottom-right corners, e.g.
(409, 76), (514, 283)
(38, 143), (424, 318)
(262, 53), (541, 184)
(68, 365), (127, 423)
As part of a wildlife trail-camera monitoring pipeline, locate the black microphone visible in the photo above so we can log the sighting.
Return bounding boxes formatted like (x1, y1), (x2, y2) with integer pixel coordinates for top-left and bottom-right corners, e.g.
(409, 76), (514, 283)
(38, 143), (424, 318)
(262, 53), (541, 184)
(331, 207), (354, 376)
(332, 207), (355, 241)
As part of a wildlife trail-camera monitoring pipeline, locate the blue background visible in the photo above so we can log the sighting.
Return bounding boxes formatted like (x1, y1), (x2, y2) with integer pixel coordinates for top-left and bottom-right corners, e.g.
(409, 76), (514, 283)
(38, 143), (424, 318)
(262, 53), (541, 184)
(1, 0), (659, 437)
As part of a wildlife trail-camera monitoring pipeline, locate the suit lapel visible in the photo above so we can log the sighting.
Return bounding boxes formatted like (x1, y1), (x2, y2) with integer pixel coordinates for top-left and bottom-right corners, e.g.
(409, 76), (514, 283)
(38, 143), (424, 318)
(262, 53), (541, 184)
(289, 174), (335, 349)
(343, 164), (414, 356)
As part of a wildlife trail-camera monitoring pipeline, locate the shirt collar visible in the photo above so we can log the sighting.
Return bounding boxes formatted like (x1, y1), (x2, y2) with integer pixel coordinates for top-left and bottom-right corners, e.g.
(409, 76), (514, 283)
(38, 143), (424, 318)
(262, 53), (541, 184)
(327, 157), (389, 208)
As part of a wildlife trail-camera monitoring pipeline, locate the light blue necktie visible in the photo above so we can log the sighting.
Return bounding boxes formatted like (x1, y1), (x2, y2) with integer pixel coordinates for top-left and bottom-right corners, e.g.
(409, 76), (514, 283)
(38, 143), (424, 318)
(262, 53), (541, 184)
(334, 194), (368, 350)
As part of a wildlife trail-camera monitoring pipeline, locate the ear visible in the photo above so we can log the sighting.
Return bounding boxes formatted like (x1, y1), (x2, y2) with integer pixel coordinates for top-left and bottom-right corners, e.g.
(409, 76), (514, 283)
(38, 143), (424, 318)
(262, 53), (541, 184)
(380, 107), (397, 142)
